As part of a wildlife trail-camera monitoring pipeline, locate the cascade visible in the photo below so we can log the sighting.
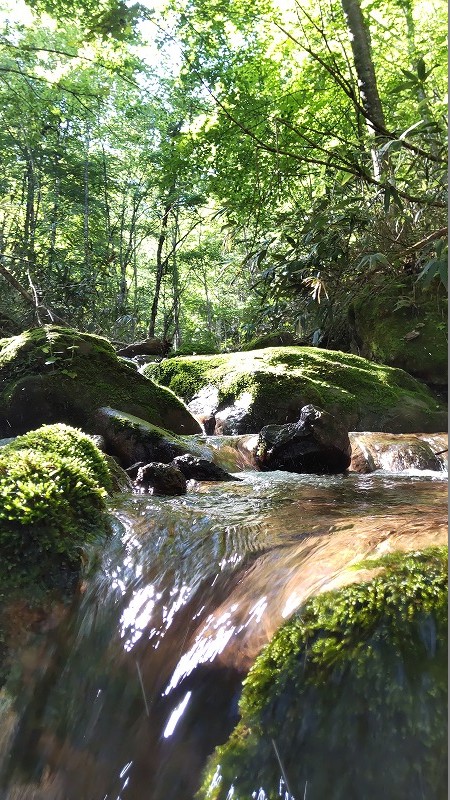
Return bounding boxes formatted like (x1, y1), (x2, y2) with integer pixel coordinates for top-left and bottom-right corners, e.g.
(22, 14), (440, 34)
(0, 435), (447, 800)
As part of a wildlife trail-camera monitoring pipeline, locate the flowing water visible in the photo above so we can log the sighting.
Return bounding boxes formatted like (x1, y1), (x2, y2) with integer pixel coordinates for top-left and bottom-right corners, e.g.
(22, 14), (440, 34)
(0, 437), (447, 800)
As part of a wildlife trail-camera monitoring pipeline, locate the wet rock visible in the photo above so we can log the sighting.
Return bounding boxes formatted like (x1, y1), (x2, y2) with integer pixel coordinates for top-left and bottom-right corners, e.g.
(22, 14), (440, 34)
(214, 405), (250, 435)
(172, 454), (238, 482)
(134, 462), (187, 495)
(349, 432), (448, 473)
(188, 384), (220, 417)
(256, 404), (351, 474)
(92, 407), (199, 469)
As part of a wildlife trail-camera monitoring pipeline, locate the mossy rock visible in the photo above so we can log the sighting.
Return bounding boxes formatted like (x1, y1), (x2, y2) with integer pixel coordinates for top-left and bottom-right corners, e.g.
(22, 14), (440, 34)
(351, 283), (447, 388)
(0, 326), (201, 438)
(0, 424), (113, 589)
(242, 330), (302, 351)
(92, 406), (208, 468)
(199, 547), (448, 800)
(147, 347), (446, 433)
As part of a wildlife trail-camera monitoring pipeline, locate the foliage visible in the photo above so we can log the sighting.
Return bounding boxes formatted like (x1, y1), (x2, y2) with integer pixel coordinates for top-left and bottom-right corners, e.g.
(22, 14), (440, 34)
(198, 546), (448, 800)
(0, 0), (446, 355)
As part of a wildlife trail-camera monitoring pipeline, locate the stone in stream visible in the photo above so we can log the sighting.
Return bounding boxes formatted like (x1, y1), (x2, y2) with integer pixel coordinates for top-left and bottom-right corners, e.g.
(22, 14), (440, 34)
(92, 406), (205, 469)
(0, 325), (201, 438)
(256, 404), (351, 474)
(144, 345), (447, 434)
(115, 336), (172, 358)
(349, 431), (448, 473)
(171, 453), (240, 482)
(133, 462), (187, 495)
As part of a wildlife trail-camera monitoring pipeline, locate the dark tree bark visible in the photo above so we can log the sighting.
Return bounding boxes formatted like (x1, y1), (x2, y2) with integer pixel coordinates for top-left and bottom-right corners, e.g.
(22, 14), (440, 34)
(148, 198), (173, 337)
(340, 0), (386, 136)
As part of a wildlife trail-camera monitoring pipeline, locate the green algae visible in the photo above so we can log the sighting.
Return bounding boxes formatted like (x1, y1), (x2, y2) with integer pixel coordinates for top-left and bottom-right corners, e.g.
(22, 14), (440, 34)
(148, 346), (446, 433)
(198, 546), (448, 800)
(0, 326), (200, 436)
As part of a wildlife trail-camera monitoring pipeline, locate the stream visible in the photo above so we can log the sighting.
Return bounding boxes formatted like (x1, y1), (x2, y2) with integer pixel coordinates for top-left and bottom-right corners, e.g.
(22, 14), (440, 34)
(0, 435), (447, 800)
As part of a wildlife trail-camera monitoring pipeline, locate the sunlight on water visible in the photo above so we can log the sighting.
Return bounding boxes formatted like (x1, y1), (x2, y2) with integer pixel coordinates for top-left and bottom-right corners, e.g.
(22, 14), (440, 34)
(120, 584), (162, 651)
(163, 691), (192, 738)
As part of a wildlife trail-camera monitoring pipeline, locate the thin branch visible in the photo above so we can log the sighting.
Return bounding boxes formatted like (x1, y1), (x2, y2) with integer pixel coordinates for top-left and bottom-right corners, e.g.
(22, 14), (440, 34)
(403, 226), (447, 254)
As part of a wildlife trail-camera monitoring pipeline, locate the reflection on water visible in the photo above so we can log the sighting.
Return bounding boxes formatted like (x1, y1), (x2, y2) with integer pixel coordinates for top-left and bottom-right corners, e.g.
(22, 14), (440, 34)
(0, 468), (447, 800)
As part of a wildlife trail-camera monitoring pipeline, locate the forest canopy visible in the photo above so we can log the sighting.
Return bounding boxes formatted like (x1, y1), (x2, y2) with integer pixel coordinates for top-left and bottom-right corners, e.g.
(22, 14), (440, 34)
(0, 0), (447, 352)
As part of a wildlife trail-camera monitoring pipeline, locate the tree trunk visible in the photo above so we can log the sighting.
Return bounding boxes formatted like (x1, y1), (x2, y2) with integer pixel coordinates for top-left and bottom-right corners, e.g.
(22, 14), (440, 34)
(341, 0), (386, 134)
(23, 151), (37, 267)
(341, 0), (387, 177)
(148, 199), (173, 337)
(83, 129), (93, 318)
(171, 208), (181, 350)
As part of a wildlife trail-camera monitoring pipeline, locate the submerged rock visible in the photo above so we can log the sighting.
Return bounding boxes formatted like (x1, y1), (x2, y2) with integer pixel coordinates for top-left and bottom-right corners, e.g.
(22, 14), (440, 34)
(146, 346), (446, 434)
(198, 547), (448, 800)
(134, 462), (187, 495)
(0, 326), (200, 437)
(172, 453), (238, 482)
(256, 404), (351, 474)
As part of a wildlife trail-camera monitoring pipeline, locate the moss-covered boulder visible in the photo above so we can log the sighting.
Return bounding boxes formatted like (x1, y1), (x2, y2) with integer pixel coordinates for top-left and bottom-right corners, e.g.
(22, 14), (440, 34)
(145, 347), (447, 434)
(0, 326), (201, 438)
(242, 330), (302, 351)
(0, 424), (113, 588)
(198, 547), (448, 800)
(351, 282), (447, 388)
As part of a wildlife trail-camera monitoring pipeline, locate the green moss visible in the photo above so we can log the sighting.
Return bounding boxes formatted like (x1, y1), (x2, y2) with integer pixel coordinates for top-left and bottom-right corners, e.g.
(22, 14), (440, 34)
(0, 424), (112, 588)
(199, 547), (448, 800)
(242, 330), (300, 351)
(0, 326), (200, 436)
(149, 347), (446, 433)
(352, 282), (448, 386)
(145, 356), (224, 401)
(6, 423), (113, 493)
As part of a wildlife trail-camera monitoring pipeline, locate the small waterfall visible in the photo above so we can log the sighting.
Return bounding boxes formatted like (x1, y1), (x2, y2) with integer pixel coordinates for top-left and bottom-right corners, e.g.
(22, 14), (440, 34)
(0, 467), (447, 799)
(192, 431), (448, 474)
(350, 432), (448, 473)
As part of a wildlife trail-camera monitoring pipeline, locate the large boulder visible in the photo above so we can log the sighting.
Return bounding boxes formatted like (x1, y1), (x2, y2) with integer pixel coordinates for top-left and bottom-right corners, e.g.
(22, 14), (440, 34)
(350, 281), (448, 389)
(242, 330), (303, 351)
(0, 326), (201, 437)
(256, 405), (351, 474)
(145, 346), (446, 434)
